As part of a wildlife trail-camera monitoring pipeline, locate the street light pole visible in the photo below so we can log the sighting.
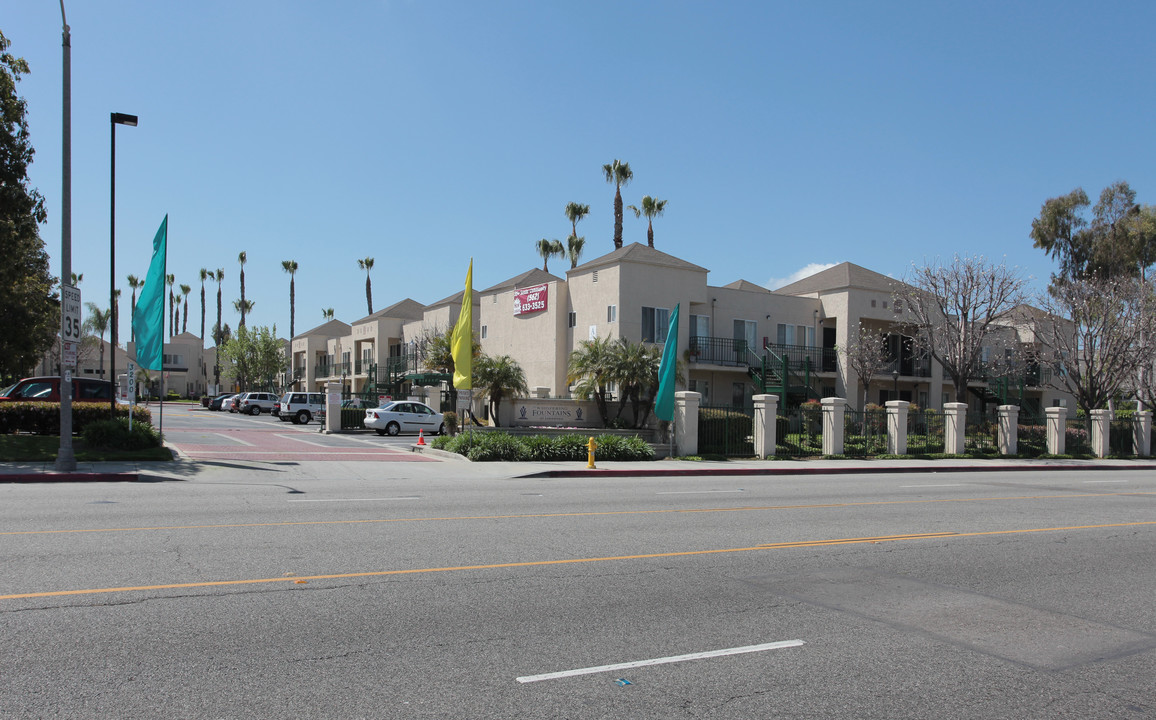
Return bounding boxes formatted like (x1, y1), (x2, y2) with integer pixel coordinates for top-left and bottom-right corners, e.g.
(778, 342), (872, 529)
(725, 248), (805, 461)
(110, 112), (137, 418)
(892, 369), (900, 401)
(55, 1), (75, 470)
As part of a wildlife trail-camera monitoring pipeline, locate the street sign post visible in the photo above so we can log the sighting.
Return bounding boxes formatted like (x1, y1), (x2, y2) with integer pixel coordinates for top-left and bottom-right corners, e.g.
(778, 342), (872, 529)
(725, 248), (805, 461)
(126, 361), (135, 425)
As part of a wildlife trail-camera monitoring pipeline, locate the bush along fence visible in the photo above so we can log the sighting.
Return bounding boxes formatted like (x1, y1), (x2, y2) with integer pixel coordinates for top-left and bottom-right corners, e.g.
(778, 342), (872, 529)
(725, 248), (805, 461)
(678, 391), (1154, 459)
(0, 402), (153, 436)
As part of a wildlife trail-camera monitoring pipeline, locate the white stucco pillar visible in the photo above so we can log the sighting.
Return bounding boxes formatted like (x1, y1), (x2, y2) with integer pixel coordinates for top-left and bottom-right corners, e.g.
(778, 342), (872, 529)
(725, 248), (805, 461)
(821, 397), (846, 456)
(532, 386), (551, 399)
(753, 394), (779, 459)
(1134, 411), (1152, 457)
(1091, 409), (1112, 458)
(943, 402), (968, 455)
(674, 391), (701, 457)
(886, 400), (909, 455)
(997, 405), (1019, 456)
(1045, 406), (1067, 455)
(324, 381), (341, 434)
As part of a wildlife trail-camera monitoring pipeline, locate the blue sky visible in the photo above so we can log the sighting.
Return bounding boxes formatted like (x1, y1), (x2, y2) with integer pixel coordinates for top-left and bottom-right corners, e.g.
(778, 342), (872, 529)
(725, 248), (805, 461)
(7, 1), (1155, 343)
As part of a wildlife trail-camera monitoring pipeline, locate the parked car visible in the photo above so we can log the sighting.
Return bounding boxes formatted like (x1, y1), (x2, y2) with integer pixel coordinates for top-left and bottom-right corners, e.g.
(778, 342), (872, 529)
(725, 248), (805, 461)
(238, 392), (278, 415)
(0, 376), (113, 403)
(222, 394), (242, 413)
(278, 391), (327, 424)
(364, 401), (444, 436)
(207, 393), (235, 411)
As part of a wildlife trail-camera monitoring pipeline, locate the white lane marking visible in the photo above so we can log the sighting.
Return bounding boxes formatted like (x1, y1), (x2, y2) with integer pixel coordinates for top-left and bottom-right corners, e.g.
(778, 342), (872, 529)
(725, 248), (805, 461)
(275, 434), (337, 448)
(288, 497), (421, 503)
(1083, 480), (1128, 483)
(656, 490), (744, 495)
(515, 640), (805, 684)
(901, 484), (963, 488)
(214, 433), (255, 446)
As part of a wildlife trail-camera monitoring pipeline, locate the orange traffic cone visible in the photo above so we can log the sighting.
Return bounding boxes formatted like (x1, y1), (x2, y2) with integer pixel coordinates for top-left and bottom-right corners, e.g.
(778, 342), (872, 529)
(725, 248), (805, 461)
(417, 429), (426, 446)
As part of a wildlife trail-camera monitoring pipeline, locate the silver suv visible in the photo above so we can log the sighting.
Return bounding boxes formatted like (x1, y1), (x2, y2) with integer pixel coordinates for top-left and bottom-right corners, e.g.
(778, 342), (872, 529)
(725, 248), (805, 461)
(278, 391), (326, 424)
(238, 392), (278, 415)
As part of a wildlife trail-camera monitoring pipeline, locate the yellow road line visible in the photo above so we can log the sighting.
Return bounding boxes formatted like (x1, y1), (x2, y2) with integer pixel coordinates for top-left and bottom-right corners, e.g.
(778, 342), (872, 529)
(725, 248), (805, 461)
(4, 522), (1153, 601)
(4, 491), (1153, 537)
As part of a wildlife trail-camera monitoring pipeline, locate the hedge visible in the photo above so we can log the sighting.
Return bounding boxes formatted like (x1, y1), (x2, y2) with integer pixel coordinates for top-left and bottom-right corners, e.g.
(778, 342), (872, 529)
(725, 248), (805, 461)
(0, 402), (153, 436)
(432, 431), (654, 462)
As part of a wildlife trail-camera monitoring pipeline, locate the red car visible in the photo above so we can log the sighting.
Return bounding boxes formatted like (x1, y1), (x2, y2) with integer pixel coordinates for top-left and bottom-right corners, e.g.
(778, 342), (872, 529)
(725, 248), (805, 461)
(0, 376), (113, 402)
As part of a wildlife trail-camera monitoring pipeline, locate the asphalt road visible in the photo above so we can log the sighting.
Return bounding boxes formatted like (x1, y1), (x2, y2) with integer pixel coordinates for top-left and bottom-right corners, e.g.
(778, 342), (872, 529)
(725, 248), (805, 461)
(3, 450), (1155, 718)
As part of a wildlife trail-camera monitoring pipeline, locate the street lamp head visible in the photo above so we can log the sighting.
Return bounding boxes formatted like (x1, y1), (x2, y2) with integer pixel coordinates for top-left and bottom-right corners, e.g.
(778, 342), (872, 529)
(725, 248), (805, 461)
(111, 112), (138, 126)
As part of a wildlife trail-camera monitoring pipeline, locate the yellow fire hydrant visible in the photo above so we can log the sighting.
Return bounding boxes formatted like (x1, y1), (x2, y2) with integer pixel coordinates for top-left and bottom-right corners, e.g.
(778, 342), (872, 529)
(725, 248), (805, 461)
(586, 436), (598, 469)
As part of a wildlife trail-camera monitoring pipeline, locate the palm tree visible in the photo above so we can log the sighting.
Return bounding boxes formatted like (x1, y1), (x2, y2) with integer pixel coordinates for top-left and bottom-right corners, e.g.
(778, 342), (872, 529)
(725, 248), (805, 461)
(567, 335), (618, 424)
(474, 354), (528, 427)
(166, 274), (176, 337)
(198, 268), (210, 343)
(126, 275), (143, 342)
(322, 308), (335, 321)
(282, 260), (298, 339)
(234, 298), (255, 327)
(179, 284), (191, 334)
(214, 268), (224, 387)
(237, 252), (248, 327)
(627, 195), (668, 248)
(83, 302), (111, 378)
(565, 201), (590, 239)
(358, 257), (374, 314)
(602, 159), (633, 249)
(567, 234), (586, 269)
(535, 238), (564, 272)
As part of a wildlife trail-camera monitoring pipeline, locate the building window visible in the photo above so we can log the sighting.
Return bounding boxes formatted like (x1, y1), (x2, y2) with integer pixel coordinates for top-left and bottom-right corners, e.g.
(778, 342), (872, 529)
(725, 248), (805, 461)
(568, 311), (576, 328)
(481, 325), (488, 339)
(732, 382), (751, 408)
(690, 314), (709, 338)
(641, 307), (670, 343)
(607, 305), (617, 323)
(871, 299), (877, 308)
(734, 319), (757, 352)
(689, 379), (710, 404)
(822, 385), (836, 397)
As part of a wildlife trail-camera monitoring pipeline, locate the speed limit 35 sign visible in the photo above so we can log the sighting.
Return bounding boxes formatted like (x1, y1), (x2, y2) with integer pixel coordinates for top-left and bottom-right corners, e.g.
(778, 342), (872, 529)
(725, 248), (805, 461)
(62, 284), (82, 342)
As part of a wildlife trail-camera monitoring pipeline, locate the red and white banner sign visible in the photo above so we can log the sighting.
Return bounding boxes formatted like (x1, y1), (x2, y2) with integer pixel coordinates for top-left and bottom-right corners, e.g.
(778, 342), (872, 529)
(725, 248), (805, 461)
(513, 284), (548, 315)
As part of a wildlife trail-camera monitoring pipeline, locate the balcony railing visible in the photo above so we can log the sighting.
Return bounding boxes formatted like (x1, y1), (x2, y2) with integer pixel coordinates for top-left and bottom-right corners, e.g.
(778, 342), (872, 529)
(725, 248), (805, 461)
(314, 362), (353, 378)
(883, 358), (932, 378)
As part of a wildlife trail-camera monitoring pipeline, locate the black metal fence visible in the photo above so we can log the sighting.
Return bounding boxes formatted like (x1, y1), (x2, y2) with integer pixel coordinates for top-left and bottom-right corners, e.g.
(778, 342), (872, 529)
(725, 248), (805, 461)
(907, 410), (946, 455)
(776, 405), (823, 456)
(698, 405), (755, 457)
(843, 408), (887, 456)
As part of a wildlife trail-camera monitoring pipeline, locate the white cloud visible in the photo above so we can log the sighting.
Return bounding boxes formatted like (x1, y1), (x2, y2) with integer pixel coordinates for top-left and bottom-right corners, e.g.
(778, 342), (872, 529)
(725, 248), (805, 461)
(765, 262), (838, 290)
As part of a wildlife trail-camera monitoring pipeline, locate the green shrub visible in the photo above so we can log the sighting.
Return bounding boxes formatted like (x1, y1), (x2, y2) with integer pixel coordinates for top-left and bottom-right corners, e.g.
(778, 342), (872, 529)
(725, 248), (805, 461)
(594, 434), (655, 461)
(82, 418), (163, 450)
(432, 430), (653, 462)
(0, 402), (153, 435)
(466, 431), (529, 461)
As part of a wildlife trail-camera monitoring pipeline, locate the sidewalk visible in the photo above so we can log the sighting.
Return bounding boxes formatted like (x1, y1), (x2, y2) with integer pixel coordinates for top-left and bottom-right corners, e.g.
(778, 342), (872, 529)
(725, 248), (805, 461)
(3, 451), (1156, 483)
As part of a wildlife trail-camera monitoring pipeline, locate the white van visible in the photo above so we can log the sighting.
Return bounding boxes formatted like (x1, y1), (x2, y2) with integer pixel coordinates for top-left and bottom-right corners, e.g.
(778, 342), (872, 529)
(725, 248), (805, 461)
(278, 392), (326, 424)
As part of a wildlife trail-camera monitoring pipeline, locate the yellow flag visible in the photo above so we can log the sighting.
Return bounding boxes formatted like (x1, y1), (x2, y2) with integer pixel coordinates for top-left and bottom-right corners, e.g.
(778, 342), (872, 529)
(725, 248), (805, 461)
(451, 259), (473, 389)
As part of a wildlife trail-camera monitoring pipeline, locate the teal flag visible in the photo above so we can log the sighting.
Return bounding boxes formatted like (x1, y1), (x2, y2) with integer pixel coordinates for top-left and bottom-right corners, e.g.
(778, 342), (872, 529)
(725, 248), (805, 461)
(654, 303), (680, 421)
(132, 216), (167, 371)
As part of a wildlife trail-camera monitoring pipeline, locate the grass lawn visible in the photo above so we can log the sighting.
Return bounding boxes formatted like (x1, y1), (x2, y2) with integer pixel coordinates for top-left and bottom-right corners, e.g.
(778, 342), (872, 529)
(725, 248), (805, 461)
(0, 434), (173, 462)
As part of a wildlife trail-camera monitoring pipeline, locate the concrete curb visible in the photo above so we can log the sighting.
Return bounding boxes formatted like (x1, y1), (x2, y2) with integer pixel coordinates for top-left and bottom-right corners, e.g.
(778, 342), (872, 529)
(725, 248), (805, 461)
(0, 472), (139, 483)
(519, 463), (1156, 479)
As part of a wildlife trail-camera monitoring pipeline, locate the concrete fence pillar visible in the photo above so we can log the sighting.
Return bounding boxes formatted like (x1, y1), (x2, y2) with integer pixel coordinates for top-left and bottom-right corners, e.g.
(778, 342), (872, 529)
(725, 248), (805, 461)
(324, 381), (341, 434)
(1135, 411), (1152, 457)
(944, 402), (968, 455)
(674, 391), (701, 457)
(1091, 409), (1112, 458)
(753, 394), (780, 459)
(821, 397), (846, 456)
(997, 404), (1019, 456)
(1045, 406), (1067, 455)
(885, 400), (910, 455)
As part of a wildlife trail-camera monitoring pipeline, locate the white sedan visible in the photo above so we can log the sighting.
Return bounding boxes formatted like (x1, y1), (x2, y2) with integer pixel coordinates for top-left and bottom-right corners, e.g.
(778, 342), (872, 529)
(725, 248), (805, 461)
(364, 401), (445, 436)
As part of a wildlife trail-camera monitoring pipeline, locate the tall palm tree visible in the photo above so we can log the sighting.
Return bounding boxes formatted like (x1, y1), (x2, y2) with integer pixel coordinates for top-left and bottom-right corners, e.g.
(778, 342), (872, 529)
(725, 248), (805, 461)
(565, 201), (590, 239)
(70, 272), (83, 287)
(237, 252), (248, 327)
(198, 268), (210, 343)
(83, 302), (110, 378)
(627, 195), (668, 248)
(567, 235), (586, 269)
(474, 354), (528, 427)
(126, 274), (142, 342)
(535, 238), (564, 272)
(214, 268), (224, 387)
(358, 257), (374, 315)
(179, 284), (191, 334)
(322, 308), (335, 321)
(602, 159), (633, 249)
(281, 260), (298, 339)
(166, 274), (176, 337)
(234, 298), (254, 327)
